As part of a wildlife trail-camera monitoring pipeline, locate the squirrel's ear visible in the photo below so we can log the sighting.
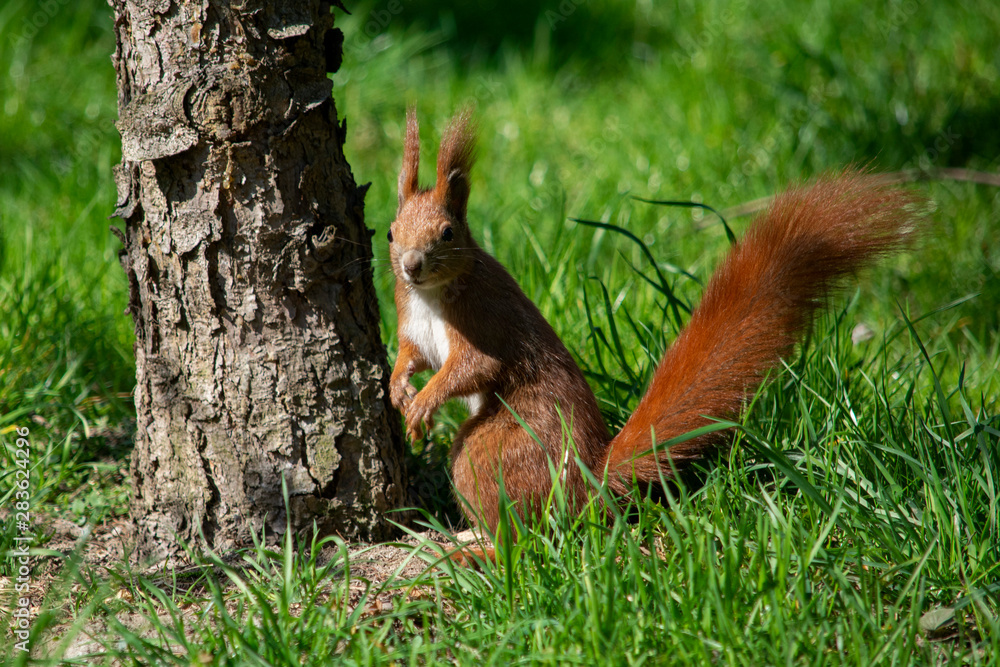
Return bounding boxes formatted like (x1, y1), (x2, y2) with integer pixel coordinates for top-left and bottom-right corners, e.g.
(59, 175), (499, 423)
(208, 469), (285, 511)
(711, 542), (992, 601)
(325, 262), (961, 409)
(433, 108), (477, 222)
(398, 107), (420, 212)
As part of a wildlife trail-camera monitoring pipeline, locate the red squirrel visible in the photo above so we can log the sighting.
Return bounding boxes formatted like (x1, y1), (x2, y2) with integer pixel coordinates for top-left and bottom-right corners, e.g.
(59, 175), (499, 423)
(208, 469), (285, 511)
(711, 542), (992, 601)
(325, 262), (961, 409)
(388, 108), (919, 534)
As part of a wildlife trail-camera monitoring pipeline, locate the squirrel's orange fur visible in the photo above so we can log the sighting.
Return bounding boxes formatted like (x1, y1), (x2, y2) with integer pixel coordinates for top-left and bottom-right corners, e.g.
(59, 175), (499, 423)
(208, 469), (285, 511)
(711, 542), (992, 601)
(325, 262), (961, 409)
(388, 108), (919, 533)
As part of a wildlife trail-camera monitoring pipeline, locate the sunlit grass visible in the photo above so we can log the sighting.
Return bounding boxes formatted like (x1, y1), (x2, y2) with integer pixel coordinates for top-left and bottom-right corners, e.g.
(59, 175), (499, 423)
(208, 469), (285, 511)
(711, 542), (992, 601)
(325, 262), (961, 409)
(0, 0), (998, 663)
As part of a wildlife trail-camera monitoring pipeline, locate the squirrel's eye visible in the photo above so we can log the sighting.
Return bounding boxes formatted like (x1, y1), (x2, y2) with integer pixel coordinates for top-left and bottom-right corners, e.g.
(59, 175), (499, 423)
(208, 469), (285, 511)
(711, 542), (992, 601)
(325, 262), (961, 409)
(441, 227), (454, 242)
(387, 229), (393, 243)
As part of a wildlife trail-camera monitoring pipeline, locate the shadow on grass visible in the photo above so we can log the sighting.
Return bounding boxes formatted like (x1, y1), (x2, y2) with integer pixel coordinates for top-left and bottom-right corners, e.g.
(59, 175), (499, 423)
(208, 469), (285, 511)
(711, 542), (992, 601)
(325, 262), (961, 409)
(348, 0), (675, 71)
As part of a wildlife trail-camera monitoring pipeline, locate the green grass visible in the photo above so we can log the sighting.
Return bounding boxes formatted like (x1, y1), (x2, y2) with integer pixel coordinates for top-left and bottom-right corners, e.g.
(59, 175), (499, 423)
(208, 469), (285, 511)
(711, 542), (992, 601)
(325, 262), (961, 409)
(0, 0), (134, 529)
(1, 0), (999, 664)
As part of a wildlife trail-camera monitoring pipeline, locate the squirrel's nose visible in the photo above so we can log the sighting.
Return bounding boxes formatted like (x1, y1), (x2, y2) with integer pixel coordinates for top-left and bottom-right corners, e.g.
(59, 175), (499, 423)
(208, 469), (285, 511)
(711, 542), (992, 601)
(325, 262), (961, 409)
(402, 251), (424, 278)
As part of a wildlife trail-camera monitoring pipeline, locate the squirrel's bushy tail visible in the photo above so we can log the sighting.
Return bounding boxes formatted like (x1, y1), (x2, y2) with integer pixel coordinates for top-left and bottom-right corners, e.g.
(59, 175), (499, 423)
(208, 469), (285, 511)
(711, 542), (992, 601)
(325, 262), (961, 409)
(603, 171), (921, 494)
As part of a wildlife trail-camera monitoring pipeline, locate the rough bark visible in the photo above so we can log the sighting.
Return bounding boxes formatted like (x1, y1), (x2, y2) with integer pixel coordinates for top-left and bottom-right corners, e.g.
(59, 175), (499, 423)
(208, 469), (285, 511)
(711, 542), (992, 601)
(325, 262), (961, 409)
(110, 0), (406, 563)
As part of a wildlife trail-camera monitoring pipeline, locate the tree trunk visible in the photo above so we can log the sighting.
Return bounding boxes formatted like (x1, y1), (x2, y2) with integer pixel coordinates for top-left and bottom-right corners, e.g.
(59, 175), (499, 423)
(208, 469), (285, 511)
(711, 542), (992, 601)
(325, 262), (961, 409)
(111, 0), (406, 563)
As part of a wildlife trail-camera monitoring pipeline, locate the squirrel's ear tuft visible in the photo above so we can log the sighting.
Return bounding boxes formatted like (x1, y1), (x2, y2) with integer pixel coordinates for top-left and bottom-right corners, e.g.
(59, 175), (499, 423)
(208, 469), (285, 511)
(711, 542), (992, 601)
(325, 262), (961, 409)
(433, 107), (477, 222)
(398, 106), (420, 212)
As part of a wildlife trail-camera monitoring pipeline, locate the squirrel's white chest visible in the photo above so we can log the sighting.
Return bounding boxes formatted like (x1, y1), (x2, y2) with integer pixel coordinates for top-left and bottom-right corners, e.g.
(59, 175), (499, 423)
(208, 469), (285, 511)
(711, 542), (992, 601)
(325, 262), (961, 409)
(403, 290), (450, 370)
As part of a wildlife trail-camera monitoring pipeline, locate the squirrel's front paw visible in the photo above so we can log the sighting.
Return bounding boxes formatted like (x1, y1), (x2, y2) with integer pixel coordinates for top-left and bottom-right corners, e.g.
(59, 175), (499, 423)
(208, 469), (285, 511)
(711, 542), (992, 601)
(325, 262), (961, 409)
(404, 394), (437, 442)
(390, 379), (418, 412)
